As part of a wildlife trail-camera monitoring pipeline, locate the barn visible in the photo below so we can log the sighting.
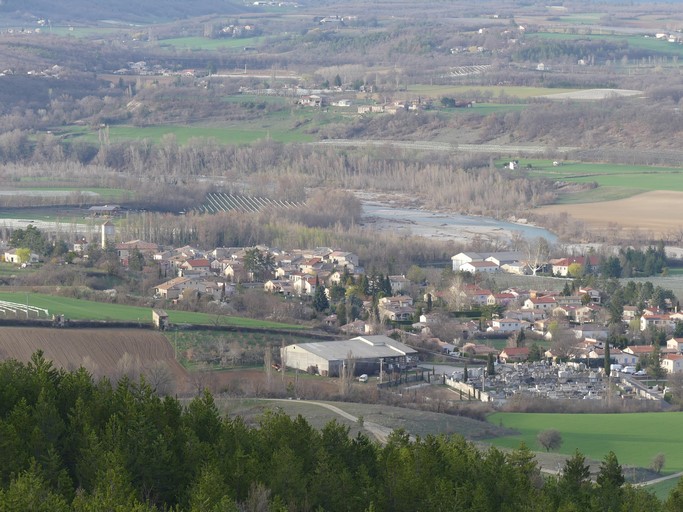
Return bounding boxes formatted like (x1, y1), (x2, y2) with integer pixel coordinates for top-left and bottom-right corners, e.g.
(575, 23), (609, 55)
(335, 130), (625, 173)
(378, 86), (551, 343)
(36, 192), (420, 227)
(281, 335), (417, 377)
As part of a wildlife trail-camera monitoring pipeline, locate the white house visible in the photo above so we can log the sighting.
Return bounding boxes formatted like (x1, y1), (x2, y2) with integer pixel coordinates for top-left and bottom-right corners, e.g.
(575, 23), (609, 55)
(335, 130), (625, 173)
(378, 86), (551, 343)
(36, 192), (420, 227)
(451, 252), (485, 272)
(523, 296), (557, 311)
(488, 317), (524, 334)
(460, 261), (499, 274)
(666, 337), (683, 353)
(640, 314), (673, 332)
(3, 249), (39, 264)
(661, 354), (683, 373)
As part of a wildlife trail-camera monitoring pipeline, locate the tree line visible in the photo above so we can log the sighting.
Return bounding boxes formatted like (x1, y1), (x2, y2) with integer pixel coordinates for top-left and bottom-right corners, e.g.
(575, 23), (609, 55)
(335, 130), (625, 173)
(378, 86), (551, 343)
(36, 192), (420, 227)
(2, 352), (683, 511)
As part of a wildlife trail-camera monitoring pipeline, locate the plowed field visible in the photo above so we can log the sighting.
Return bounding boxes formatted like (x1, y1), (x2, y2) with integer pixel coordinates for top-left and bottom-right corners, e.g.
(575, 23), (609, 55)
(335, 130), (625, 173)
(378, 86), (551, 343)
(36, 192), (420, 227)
(537, 190), (683, 237)
(0, 327), (188, 389)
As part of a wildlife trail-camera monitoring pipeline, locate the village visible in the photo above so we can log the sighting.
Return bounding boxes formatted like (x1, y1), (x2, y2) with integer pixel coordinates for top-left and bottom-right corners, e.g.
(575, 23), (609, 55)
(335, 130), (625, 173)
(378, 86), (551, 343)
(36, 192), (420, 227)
(3, 220), (682, 409)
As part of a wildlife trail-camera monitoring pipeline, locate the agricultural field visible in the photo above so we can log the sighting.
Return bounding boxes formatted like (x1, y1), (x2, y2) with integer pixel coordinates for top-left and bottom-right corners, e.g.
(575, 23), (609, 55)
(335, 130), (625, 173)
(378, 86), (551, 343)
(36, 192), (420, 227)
(530, 31), (683, 59)
(538, 190), (683, 237)
(54, 123), (315, 145)
(0, 186), (131, 202)
(50, 26), (131, 38)
(156, 35), (267, 51)
(457, 103), (529, 115)
(0, 291), (305, 329)
(489, 411), (683, 478)
(406, 84), (579, 100)
(0, 263), (39, 278)
(501, 159), (683, 202)
(199, 193), (306, 214)
(0, 326), (189, 390)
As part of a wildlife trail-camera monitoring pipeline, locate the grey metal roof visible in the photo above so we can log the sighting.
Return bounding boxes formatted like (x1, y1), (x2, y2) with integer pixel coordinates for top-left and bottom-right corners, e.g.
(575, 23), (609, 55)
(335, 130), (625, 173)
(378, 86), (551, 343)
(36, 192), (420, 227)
(288, 335), (417, 361)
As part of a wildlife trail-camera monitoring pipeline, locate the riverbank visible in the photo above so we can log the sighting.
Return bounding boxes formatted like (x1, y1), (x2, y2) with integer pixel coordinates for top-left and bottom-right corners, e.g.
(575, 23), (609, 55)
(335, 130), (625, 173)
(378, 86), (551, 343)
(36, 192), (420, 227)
(359, 194), (557, 245)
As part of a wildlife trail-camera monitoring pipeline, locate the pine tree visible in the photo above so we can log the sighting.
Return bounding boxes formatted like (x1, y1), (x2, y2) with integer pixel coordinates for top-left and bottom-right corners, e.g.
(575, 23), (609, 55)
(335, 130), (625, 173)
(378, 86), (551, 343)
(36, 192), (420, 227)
(313, 276), (329, 312)
(336, 302), (347, 326)
(487, 353), (495, 376)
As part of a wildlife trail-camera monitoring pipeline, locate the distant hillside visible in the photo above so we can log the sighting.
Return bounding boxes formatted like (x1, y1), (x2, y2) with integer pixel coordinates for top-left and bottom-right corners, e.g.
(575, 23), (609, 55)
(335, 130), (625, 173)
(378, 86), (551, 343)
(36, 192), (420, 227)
(0, 0), (249, 23)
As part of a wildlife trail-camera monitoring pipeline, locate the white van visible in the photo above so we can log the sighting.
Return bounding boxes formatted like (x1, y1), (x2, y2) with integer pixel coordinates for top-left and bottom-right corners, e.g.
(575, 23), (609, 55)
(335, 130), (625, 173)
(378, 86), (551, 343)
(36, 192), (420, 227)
(622, 366), (636, 374)
(358, 374), (368, 383)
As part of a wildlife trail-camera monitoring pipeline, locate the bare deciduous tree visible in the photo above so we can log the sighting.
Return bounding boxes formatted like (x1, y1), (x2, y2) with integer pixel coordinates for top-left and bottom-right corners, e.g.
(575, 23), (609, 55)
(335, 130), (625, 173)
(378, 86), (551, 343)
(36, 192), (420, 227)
(146, 361), (175, 396)
(525, 237), (551, 276)
(115, 352), (141, 383)
(549, 322), (579, 360)
(651, 453), (665, 474)
(537, 429), (563, 452)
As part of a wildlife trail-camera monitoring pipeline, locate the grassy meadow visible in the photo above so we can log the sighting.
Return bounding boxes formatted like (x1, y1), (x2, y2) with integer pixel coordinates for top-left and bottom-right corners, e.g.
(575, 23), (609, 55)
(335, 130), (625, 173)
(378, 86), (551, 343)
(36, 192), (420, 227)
(499, 159), (683, 203)
(4, 186), (130, 202)
(407, 84), (579, 99)
(0, 291), (305, 329)
(157, 36), (267, 51)
(531, 32), (683, 59)
(489, 412), (683, 475)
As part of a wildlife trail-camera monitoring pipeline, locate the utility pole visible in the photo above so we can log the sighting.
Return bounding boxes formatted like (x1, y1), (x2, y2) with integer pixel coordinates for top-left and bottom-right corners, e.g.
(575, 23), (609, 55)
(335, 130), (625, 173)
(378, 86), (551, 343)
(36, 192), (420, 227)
(379, 358), (383, 384)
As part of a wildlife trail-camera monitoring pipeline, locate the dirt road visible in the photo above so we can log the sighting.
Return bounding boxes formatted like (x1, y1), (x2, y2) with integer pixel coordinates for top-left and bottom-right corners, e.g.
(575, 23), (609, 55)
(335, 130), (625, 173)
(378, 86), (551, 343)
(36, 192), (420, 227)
(265, 399), (396, 444)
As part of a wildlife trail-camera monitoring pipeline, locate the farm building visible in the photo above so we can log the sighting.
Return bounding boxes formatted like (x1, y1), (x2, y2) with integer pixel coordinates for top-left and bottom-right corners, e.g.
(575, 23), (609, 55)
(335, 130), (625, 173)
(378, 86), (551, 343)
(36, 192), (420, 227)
(281, 335), (417, 377)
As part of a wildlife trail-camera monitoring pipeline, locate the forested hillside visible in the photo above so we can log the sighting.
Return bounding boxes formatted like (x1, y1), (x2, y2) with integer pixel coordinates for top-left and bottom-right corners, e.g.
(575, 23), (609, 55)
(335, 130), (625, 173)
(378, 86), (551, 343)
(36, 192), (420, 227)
(0, 0), (246, 23)
(0, 352), (681, 511)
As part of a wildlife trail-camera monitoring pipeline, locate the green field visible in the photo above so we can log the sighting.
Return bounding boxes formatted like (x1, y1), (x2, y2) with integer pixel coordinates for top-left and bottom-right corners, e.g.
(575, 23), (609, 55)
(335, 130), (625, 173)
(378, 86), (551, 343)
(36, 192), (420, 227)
(439, 103), (529, 115)
(157, 36), (267, 51)
(4, 186), (130, 202)
(648, 478), (681, 500)
(0, 264), (39, 278)
(407, 84), (578, 99)
(557, 13), (606, 24)
(531, 32), (683, 59)
(0, 291), (304, 329)
(51, 26), (131, 37)
(54, 123), (314, 145)
(500, 159), (683, 202)
(489, 412), (683, 476)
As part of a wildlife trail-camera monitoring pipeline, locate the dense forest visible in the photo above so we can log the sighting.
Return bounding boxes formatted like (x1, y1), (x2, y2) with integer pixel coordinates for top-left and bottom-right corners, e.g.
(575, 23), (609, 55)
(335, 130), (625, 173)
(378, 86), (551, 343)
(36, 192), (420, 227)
(1, 352), (682, 511)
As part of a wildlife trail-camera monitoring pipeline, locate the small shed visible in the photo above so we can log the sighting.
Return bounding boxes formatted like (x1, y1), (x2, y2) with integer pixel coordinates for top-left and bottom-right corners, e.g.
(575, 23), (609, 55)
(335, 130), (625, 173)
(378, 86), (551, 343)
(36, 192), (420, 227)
(152, 309), (169, 330)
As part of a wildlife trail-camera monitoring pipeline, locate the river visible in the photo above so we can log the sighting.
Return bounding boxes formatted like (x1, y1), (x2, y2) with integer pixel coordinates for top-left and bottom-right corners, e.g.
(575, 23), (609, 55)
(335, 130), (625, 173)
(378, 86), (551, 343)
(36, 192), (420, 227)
(361, 199), (557, 245)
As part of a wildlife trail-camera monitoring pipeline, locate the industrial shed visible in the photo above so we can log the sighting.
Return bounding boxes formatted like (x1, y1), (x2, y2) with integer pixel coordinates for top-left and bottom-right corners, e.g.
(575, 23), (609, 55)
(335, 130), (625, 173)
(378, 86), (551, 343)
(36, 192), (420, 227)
(281, 335), (417, 377)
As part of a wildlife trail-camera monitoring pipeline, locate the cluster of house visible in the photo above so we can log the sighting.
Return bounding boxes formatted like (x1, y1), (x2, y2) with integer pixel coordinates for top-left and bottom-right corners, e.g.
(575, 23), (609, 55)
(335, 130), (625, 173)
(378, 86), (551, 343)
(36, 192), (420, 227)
(83, 233), (412, 309)
(411, 279), (683, 374)
(147, 245), (377, 302)
(357, 99), (428, 115)
(451, 251), (600, 276)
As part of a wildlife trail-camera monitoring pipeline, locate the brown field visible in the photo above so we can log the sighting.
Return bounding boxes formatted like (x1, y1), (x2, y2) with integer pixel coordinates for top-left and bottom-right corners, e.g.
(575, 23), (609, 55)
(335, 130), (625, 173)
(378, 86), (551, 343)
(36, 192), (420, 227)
(537, 190), (683, 238)
(0, 327), (189, 391)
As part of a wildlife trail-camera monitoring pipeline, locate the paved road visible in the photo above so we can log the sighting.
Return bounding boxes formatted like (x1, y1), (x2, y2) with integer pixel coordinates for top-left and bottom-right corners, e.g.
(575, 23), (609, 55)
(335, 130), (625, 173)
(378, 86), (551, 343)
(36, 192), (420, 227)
(315, 139), (578, 154)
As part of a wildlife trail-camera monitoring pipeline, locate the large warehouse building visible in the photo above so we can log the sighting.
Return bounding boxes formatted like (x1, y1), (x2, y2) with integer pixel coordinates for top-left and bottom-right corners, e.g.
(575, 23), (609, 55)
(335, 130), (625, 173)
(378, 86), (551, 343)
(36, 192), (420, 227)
(281, 335), (417, 377)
